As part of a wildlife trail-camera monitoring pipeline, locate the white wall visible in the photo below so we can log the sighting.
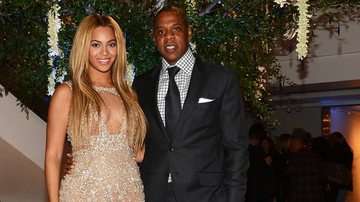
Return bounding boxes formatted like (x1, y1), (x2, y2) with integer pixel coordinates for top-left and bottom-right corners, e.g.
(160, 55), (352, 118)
(0, 85), (46, 169)
(277, 20), (360, 85)
(270, 107), (322, 138)
(271, 18), (360, 146)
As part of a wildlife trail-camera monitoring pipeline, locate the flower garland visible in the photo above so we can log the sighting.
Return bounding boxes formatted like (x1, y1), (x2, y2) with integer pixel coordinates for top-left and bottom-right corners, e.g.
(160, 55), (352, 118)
(295, 0), (311, 60)
(47, 3), (65, 95)
(274, 0), (311, 60)
(274, 0), (290, 8)
(126, 61), (135, 86)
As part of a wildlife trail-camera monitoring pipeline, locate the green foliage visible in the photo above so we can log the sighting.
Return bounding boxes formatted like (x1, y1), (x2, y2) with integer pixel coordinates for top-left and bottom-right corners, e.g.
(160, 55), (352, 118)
(0, 1), (50, 119)
(1, 0), (359, 122)
(57, 1), (160, 76)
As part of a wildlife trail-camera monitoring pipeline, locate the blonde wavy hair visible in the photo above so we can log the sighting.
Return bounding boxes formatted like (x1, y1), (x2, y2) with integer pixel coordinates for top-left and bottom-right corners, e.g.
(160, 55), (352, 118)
(69, 14), (146, 152)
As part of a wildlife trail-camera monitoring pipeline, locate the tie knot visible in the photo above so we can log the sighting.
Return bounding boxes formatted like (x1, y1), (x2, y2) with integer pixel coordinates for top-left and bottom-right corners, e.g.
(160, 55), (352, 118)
(167, 66), (180, 79)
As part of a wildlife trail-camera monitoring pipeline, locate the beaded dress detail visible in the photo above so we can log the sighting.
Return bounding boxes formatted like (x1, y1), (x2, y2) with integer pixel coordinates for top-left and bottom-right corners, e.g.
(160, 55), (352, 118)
(59, 83), (144, 202)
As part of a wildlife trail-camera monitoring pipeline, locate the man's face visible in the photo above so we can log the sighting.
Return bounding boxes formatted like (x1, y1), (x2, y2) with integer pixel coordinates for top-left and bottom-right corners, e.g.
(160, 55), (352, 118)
(289, 139), (304, 153)
(153, 10), (192, 65)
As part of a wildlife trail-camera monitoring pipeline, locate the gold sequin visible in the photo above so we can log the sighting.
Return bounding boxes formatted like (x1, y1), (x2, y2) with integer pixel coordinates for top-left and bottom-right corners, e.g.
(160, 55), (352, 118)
(59, 84), (144, 201)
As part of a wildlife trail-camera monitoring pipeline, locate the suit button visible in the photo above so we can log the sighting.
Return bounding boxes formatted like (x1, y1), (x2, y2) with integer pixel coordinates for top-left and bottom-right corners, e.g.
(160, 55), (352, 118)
(169, 146), (174, 151)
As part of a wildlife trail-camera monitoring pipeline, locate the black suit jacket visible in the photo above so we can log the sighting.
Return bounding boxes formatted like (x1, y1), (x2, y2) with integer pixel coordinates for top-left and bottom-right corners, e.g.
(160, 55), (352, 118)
(133, 58), (249, 202)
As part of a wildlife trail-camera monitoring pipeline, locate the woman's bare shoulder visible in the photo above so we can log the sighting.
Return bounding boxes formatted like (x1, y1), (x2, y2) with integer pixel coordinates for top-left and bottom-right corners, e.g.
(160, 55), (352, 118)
(51, 83), (72, 105)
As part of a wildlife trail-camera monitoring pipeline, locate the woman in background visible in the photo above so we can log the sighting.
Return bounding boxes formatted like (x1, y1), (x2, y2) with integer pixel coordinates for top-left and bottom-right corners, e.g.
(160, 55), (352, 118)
(45, 14), (146, 201)
(272, 133), (292, 202)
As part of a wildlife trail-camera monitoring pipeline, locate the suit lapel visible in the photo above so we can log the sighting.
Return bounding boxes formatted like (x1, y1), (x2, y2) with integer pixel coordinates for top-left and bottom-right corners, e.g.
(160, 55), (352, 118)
(146, 67), (168, 139)
(170, 59), (207, 141)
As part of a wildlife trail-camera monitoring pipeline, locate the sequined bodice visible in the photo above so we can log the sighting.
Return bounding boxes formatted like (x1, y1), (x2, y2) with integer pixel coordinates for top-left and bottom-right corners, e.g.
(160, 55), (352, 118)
(67, 85), (134, 152)
(59, 83), (144, 201)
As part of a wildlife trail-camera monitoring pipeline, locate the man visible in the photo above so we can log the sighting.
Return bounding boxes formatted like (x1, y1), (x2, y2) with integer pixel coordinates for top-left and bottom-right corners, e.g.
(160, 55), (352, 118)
(287, 128), (324, 202)
(246, 123), (276, 202)
(133, 5), (249, 202)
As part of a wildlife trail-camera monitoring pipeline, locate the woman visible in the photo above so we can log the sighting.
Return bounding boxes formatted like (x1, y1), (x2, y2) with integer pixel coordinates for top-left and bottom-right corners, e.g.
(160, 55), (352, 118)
(45, 15), (146, 201)
(272, 133), (292, 202)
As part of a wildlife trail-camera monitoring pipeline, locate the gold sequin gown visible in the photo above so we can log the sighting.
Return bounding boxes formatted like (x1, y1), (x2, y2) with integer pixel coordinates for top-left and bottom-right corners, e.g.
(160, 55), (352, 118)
(59, 84), (144, 202)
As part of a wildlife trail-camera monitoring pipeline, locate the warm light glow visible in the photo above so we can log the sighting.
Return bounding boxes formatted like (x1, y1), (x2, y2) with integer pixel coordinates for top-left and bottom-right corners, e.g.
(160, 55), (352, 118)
(330, 106), (360, 202)
(344, 111), (360, 202)
(322, 107), (331, 136)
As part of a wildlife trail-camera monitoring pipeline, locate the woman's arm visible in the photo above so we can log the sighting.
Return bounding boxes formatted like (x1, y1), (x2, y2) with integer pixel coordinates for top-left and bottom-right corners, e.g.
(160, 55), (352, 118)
(45, 84), (72, 202)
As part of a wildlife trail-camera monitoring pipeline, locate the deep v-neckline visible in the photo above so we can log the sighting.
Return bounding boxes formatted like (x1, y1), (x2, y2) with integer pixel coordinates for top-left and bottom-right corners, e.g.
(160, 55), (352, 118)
(99, 112), (127, 135)
(93, 85), (126, 135)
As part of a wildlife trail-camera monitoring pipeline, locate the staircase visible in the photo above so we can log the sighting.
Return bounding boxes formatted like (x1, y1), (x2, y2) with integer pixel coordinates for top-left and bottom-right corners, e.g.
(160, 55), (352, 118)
(0, 85), (47, 201)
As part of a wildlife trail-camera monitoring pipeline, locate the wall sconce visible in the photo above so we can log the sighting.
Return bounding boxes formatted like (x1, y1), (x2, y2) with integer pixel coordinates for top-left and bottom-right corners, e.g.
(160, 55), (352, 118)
(284, 99), (302, 113)
(285, 105), (302, 113)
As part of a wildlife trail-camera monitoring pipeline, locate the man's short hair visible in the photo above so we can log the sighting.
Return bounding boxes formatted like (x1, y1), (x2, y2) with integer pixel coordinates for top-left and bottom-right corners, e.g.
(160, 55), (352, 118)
(151, 4), (189, 30)
(249, 123), (266, 140)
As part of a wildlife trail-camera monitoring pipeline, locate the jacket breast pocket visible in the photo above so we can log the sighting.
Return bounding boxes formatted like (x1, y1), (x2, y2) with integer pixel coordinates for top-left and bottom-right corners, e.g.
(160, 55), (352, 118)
(196, 99), (218, 112)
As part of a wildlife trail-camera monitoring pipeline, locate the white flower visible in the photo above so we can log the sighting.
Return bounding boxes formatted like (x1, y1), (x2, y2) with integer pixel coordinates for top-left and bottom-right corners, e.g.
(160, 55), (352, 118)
(56, 69), (68, 83)
(126, 62), (135, 86)
(47, 68), (57, 96)
(296, 0), (311, 60)
(253, 66), (268, 100)
(186, 0), (197, 10)
(47, 3), (63, 95)
(47, 4), (61, 57)
(275, 0), (311, 60)
(257, 66), (266, 72)
(255, 90), (263, 100)
(189, 42), (197, 53)
(274, 0), (290, 8)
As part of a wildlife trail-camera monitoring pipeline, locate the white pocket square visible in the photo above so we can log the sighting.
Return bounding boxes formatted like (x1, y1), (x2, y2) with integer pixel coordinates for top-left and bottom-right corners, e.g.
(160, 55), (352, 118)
(198, 97), (215, 103)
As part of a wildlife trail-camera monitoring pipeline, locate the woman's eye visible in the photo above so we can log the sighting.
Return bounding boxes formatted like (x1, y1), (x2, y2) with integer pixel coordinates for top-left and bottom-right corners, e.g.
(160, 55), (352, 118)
(109, 43), (116, 47)
(91, 43), (100, 48)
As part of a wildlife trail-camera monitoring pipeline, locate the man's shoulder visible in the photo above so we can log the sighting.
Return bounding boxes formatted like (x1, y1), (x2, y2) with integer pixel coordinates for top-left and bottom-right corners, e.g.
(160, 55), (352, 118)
(134, 66), (160, 82)
(196, 58), (233, 74)
(196, 59), (236, 80)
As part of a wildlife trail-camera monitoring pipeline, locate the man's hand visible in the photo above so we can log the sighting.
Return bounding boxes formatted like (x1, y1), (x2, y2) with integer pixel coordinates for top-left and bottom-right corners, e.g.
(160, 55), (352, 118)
(264, 155), (272, 166)
(63, 153), (74, 174)
(135, 145), (145, 164)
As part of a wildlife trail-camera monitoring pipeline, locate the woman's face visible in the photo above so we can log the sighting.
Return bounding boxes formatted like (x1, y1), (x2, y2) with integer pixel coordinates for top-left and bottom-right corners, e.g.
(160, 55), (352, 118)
(88, 26), (117, 76)
(261, 139), (272, 153)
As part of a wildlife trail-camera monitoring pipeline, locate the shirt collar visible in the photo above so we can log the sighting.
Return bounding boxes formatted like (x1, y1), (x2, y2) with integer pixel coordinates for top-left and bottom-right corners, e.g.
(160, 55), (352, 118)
(161, 48), (195, 75)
